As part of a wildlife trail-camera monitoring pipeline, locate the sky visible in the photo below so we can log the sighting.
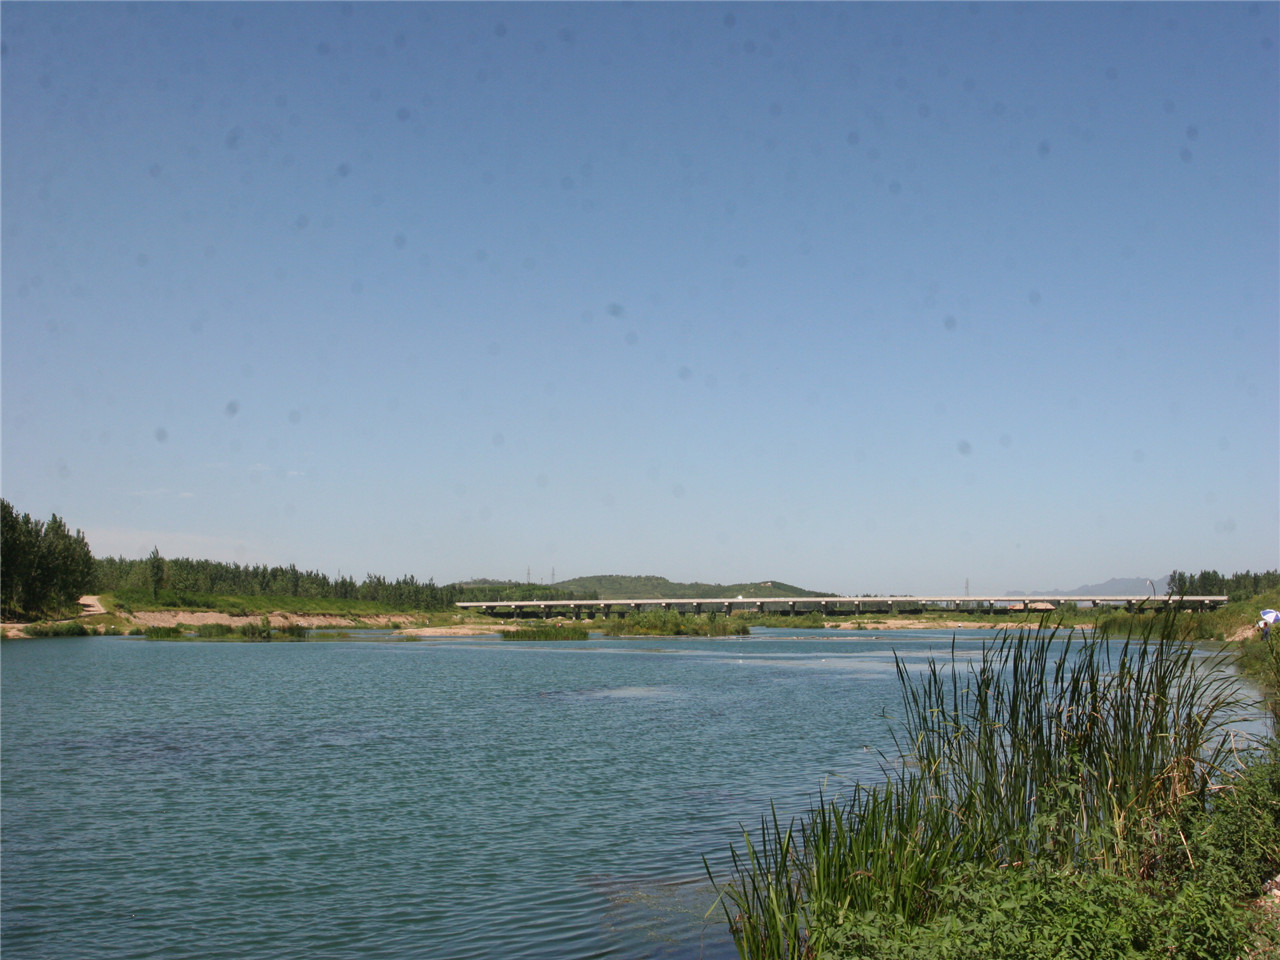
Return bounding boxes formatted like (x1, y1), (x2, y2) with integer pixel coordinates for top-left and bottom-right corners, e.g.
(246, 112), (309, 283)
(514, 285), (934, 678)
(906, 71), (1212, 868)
(3, 2), (1277, 596)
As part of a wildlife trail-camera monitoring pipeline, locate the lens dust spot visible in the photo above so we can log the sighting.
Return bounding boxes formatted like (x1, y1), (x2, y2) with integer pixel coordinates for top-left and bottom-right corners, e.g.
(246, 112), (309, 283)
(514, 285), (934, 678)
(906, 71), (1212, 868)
(225, 401), (239, 417)
(155, 427), (169, 443)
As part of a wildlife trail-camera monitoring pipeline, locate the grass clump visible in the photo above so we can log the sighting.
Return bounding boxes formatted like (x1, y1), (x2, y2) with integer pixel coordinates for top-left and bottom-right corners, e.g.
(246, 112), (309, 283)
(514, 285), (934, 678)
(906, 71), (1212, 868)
(22, 620), (94, 637)
(233, 617), (307, 641)
(502, 624), (591, 641)
(143, 626), (184, 638)
(599, 610), (748, 637)
(709, 613), (1277, 960)
(193, 623), (235, 638)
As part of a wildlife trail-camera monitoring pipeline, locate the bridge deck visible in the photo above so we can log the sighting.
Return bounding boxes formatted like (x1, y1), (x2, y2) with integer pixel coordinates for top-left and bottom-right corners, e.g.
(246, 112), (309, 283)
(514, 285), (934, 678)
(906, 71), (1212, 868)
(455, 595), (1228, 618)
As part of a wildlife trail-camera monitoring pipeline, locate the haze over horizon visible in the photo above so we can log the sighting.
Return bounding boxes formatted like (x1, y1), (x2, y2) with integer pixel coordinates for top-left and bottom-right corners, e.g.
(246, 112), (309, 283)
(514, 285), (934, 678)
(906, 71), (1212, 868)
(4, 2), (1277, 597)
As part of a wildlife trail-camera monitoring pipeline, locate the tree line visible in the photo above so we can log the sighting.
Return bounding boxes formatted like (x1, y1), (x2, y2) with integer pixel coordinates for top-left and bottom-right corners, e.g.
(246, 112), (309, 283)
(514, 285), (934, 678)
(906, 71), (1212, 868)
(94, 555), (465, 610)
(92, 557), (598, 609)
(1, 499), (95, 619)
(1167, 568), (1280, 602)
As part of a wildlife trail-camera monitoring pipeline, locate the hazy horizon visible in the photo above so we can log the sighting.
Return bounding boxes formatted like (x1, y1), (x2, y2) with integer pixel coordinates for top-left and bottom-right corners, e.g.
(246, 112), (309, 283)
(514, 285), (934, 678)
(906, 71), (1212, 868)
(4, 2), (1277, 596)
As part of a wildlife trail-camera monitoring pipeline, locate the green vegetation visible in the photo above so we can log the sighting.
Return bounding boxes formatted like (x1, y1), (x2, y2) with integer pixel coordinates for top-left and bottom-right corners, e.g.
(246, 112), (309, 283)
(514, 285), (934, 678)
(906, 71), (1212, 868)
(22, 620), (96, 637)
(455, 580), (598, 603)
(709, 613), (1280, 960)
(108, 587), (420, 620)
(95, 555), (460, 610)
(599, 610), (748, 637)
(502, 624), (591, 641)
(138, 618), (310, 641)
(194, 623), (236, 638)
(1168, 568), (1280, 602)
(1, 499), (95, 620)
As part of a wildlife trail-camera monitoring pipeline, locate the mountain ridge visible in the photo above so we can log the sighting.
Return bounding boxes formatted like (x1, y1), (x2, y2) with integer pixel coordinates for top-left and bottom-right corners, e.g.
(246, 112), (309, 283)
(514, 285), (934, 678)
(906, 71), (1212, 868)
(1009, 576), (1170, 597)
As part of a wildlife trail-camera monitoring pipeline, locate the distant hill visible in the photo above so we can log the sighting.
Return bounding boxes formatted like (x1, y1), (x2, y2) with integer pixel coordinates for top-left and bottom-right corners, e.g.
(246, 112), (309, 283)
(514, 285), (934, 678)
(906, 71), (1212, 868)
(548, 574), (829, 600)
(1009, 576), (1170, 597)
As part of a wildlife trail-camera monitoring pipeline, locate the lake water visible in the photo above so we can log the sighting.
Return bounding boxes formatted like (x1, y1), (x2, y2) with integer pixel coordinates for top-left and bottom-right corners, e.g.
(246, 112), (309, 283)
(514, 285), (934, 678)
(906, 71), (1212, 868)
(0, 630), (1261, 959)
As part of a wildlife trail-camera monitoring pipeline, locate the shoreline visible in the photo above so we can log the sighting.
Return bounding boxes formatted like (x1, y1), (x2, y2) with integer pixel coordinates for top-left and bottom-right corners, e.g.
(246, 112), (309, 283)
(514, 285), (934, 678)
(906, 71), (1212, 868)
(2, 606), (1084, 640)
(5, 597), (1258, 642)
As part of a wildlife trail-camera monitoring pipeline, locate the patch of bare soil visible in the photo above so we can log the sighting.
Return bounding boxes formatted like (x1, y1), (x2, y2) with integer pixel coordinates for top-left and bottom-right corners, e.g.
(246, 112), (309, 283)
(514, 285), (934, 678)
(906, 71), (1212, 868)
(398, 625), (508, 638)
(120, 609), (413, 629)
(78, 595), (106, 616)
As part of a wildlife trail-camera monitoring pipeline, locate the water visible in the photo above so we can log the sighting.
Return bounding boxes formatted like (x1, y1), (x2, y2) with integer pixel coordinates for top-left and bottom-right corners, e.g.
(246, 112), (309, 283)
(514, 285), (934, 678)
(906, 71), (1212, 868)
(0, 630), (1260, 959)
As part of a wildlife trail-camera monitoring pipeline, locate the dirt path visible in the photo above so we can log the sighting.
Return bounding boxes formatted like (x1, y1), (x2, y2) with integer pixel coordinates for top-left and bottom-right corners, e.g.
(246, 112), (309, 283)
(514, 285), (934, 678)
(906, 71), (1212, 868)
(78, 595), (106, 617)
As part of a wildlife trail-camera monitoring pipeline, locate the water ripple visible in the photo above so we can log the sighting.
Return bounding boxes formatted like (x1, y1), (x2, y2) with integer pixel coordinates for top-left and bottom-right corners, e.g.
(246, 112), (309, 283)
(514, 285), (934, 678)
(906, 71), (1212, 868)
(1, 632), (1054, 959)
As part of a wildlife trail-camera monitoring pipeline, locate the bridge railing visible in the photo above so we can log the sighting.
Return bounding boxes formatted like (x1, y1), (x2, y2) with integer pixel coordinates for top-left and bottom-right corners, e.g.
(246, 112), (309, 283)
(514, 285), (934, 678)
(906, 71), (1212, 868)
(453, 595), (1229, 619)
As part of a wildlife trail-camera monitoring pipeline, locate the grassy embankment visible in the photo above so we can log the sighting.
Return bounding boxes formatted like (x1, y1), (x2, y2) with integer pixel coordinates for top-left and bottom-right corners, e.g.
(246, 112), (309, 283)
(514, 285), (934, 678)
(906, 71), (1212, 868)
(708, 602), (1280, 960)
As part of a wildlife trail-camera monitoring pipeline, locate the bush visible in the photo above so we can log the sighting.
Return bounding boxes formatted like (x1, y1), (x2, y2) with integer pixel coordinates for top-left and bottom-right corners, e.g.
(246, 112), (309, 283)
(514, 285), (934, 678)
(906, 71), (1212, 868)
(144, 626), (183, 638)
(826, 862), (1252, 960)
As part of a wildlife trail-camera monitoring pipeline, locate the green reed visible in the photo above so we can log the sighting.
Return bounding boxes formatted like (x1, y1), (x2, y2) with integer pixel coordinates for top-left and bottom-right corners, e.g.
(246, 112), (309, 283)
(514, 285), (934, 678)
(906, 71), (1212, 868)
(21, 620), (94, 637)
(710, 614), (1254, 959)
(502, 625), (591, 641)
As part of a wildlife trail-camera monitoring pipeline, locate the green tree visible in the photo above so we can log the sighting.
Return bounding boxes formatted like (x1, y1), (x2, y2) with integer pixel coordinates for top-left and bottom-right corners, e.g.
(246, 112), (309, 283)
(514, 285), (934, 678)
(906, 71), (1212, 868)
(148, 547), (166, 599)
(41, 514), (95, 611)
(1, 499), (95, 618)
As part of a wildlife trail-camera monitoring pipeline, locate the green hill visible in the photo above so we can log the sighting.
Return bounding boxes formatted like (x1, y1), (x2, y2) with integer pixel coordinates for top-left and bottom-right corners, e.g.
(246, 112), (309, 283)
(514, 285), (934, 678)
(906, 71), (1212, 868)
(547, 575), (829, 600)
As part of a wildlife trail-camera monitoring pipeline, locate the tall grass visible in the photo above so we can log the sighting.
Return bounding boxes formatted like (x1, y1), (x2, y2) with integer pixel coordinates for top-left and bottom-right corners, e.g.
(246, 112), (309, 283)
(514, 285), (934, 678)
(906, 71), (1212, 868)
(22, 620), (95, 637)
(599, 610), (748, 637)
(502, 625), (591, 640)
(709, 614), (1257, 959)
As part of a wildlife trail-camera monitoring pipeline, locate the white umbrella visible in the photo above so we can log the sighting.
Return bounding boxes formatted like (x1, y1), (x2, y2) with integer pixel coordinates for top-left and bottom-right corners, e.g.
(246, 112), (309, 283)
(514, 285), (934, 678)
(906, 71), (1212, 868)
(1261, 609), (1280, 624)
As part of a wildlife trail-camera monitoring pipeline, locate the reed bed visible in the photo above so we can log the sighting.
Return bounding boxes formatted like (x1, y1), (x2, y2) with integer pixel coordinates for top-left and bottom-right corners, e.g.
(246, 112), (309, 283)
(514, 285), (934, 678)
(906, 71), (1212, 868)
(501, 625), (591, 641)
(710, 614), (1264, 959)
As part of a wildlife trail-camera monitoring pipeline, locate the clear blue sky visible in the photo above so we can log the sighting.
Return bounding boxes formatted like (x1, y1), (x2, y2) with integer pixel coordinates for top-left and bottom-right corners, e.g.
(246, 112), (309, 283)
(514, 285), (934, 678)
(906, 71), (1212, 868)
(3, 2), (1277, 595)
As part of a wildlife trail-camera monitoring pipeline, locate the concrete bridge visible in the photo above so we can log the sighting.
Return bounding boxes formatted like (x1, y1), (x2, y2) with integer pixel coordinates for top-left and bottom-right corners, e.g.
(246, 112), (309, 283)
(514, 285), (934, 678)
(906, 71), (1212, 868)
(456, 595), (1229, 620)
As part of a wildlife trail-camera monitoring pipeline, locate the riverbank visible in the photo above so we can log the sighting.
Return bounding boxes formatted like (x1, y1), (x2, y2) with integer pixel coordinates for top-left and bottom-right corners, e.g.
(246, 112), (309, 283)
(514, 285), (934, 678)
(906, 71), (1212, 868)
(3, 596), (1268, 642)
(0, 596), (1060, 639)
